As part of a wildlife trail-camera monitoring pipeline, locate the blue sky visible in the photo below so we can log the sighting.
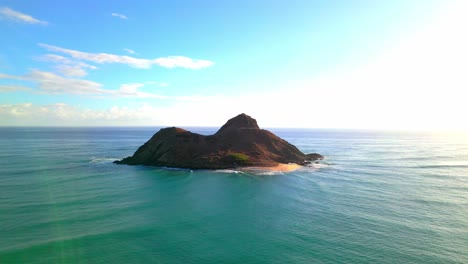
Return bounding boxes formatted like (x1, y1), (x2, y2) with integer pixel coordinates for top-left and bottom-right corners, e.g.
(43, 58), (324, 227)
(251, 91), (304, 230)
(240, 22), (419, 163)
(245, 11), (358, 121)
(1, 0), (467, 129)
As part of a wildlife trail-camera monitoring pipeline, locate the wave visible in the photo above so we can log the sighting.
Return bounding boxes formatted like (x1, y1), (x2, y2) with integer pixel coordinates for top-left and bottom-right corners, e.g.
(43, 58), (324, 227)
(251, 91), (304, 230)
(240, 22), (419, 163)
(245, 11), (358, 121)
(157, 166), (193, 172)
(412, 164), (468, 169)
(89, 157), (119, 164)
(214, 169), (245, 174)
(306, 163), (330, 169)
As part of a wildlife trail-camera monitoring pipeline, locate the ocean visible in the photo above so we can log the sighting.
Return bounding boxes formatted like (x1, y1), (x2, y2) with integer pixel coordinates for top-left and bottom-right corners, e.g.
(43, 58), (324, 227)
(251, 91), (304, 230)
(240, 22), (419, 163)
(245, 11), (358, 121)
(0, 127), (467, 263)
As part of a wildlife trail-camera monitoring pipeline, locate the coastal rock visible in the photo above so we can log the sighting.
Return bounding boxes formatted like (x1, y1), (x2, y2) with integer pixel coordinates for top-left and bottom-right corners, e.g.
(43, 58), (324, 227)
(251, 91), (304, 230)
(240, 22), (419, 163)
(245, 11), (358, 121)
(114, 113), (323, 169)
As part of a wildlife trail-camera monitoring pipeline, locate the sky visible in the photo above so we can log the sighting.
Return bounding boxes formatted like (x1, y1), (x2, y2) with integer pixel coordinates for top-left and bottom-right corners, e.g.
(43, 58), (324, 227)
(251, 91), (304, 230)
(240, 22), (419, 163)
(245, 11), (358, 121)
(0, 0), (467, 130)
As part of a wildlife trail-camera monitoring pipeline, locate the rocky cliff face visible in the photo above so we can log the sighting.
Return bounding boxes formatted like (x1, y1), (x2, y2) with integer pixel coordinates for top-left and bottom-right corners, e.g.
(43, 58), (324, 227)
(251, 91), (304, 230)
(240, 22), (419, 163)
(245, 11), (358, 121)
(114, 113), (323, 169)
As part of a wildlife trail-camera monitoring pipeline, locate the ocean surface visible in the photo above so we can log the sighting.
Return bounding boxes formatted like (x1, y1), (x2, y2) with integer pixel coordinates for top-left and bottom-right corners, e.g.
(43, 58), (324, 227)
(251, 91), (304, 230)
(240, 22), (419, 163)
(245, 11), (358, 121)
(0, 127), (467, 263)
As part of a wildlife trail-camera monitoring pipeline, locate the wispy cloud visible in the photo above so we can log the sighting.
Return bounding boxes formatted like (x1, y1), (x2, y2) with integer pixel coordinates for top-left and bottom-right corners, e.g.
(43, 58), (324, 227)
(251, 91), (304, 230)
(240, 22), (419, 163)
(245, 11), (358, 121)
(55, 65), (90, 77)
(27, 70), (106, 95)
(124, 48), (137, 55)
(0, 73), (21, 80)
(0, 7), (48, 25)
(0, 70), (202, 100)
(24, 70), (166, 98)
(2, 69), (116, 96)
(153, 56), (214, 69)
(117, 83), (168, 99)
(145, 81), (169, 87)
(111, 13), (128, 20)
(40, 54), (97, 77)
(39, 43), (214, 69)
(0, 85), (32, 92)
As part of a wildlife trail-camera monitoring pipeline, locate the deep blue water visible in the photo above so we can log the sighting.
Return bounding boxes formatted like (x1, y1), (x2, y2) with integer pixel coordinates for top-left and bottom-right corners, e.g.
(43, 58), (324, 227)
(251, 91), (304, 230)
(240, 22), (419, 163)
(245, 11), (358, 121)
(0, 127), (467, 263)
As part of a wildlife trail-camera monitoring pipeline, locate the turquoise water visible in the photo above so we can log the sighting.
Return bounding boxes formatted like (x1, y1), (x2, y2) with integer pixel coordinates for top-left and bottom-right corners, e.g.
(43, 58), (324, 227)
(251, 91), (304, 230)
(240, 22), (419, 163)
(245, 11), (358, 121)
(1, 127), (467, 263)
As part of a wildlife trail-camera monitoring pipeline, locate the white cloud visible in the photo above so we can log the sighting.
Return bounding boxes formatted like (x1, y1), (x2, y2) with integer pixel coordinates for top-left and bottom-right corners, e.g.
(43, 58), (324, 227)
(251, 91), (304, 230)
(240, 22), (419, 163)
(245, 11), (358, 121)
(0, 7), (48, 25)
(111, 13), (128, 20)
(153, 56), (215, 69)
(39, 43), (214, 69)
(39, 44), (152, 68)
(124, 48), (136, 55)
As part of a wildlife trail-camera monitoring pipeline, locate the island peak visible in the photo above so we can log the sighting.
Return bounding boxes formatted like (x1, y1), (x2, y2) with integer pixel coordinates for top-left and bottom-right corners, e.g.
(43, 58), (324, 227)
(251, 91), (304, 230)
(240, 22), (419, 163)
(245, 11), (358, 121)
(216, 113), (259, 134)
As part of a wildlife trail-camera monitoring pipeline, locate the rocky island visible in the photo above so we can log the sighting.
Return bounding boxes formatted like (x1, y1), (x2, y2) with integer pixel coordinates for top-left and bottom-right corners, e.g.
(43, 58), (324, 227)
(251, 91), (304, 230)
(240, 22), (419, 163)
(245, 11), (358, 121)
(114, 113), (323, 170)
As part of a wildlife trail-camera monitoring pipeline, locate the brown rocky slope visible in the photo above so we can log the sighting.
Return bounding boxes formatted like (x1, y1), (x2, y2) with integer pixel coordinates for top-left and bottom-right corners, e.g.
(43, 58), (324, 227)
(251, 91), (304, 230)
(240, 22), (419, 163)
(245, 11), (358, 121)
(114, 113), (323, 169)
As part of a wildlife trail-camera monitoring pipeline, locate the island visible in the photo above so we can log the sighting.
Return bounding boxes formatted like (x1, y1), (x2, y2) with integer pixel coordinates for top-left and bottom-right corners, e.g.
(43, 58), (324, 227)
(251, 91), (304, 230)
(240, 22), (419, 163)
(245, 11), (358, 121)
(114, 113), (323, 170)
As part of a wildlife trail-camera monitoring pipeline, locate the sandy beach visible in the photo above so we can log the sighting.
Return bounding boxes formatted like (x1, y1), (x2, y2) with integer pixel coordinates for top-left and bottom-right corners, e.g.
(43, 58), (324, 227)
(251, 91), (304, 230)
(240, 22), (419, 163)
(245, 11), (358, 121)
(242, 163), (302, 173)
